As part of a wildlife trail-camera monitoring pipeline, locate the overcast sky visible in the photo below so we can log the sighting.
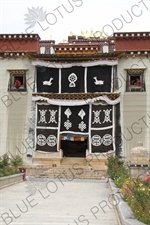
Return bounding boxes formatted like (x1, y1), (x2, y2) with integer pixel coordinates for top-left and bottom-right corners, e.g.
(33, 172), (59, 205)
(0, 0), (150, 43)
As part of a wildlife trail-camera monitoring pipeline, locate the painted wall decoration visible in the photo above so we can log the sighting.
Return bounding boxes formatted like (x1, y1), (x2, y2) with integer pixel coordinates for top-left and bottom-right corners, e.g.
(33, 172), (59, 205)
(37, 67), (59, 93)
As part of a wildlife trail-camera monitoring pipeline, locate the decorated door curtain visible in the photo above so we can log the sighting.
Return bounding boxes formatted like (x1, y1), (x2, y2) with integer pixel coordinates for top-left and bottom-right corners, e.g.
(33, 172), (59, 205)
(60, 135), (88, 141)
(36, 104), (114, 153)
(60, 105), (89, 133)
(36, 104), (59, 152)
(90, 104), (114, 153)
(36, 65), (112, 93)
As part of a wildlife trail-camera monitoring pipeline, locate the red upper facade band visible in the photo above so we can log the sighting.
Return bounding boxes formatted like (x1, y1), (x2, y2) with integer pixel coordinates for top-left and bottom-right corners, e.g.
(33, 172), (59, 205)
(0, 32), (150, 54)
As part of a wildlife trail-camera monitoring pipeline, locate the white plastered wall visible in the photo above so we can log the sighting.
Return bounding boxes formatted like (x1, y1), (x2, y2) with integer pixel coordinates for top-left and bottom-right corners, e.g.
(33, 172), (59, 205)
(117, 56), (150, 160)
(0, 57), (35, 163)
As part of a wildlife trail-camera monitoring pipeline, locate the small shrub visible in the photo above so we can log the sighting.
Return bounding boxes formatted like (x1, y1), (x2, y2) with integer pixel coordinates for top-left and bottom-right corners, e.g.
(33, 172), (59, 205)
(11, 155), (23, 167)
(0, 154), (23, 178)
(121, 178), (134, 197)
(106, 155), (150, 225)
(0, 161), (4, 169)
(126, 180), (150, 225)
(114, 166), (129, 188)
(1, 166), (11, 176)
(2, 154), (9, 166)
(106, 155), (129, 186)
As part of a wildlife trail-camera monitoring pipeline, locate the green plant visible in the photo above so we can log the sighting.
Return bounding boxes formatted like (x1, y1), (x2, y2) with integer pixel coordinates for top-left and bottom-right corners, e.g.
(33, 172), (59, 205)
(106, 155), (129, 187)
(114, 166), (129, 188)
(2, 154), (9, 166)
(125, 179), (150, 225)
(0, 154), (23, 178)
(107, 155), (150, 224)
(0, 161), (4, 169)
(11, 155), (23, 167)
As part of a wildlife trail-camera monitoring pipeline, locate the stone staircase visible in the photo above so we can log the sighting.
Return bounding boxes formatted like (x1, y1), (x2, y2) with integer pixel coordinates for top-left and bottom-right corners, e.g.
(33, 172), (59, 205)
(26, 157), (107, 179)
(61, 157), (87, 167)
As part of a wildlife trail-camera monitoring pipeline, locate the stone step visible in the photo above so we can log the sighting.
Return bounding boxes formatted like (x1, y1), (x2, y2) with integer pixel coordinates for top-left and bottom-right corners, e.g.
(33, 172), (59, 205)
(26, 165), (107, 180)
(61, 157), (87, 166)
(26, 156), (107, 180)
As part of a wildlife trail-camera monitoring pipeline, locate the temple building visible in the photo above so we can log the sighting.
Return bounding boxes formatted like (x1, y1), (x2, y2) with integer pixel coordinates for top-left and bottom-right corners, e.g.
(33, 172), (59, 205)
(0, 31), (149, 171)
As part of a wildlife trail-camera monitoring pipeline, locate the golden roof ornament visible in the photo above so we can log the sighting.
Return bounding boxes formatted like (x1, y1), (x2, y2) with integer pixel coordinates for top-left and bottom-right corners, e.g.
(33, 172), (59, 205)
(69, 30), (111, 40)
(81, 30), (84, 36)
(85, 30), (88, 38)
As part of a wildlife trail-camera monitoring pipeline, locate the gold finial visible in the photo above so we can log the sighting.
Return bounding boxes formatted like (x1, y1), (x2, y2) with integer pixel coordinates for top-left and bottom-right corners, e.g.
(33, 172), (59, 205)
(85, 30), (88, 38)
(70, 31), (73, 36)
(81, 30), (84, 36)
(104, 32), (109, 39)
(82, 31), (85, 37)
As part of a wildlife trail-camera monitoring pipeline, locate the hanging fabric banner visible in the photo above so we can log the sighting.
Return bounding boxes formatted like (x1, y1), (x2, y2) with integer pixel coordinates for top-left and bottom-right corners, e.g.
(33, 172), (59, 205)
(91, 104), (113, 128)
(60, 105), (89, 133)
(37, 104), (59, 127)
(36, 103), (59, 152)
(60, 135), (88, 141)
(32, 95), (120, 106)
(36, 128), (58, 152)
(32, 60), (118, 68)
(35, 65), (116, 94)
(91, 128), (114, 153)
(61, 66), (84, 93)
(37, 67), (59, 93)
(87, 65), (112, 92)
(35, 103), (116, 153)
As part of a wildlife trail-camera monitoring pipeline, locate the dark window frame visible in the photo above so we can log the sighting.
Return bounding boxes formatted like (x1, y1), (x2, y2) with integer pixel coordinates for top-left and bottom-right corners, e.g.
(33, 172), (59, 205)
(126, 69), (146, 92)
(7, 70), (28, 92)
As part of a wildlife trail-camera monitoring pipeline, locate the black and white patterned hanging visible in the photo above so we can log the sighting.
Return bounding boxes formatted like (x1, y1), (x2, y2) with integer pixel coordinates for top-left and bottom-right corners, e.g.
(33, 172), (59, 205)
(91, 128), (114, 153)
(37, 67), (59, 93)
(61, 66), (84, 93)
(91, 105), (113, 128)
(60, 105), (89, 133)
(36, 129), (58, 152)
(37, 104), (59, 127)
(48, 110), (58, 124)
(87, 66), (112, 93)
(38, 109), (47, 124)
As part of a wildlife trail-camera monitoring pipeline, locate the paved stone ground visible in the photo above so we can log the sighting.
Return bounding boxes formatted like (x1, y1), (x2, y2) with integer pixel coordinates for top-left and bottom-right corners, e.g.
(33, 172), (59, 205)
(0, 178), (120, 225)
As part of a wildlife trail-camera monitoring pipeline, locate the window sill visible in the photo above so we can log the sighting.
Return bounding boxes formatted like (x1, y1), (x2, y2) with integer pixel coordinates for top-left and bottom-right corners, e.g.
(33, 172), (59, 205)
(8, 89), (27, 92)
(124, 92), (146, 95)
(126, 90), (146, 92)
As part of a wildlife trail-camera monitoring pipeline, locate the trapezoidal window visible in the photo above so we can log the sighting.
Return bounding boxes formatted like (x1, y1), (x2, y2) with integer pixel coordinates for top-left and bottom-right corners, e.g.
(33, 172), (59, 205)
(7, 70), (27, 92)
(126, 69), (146, 92)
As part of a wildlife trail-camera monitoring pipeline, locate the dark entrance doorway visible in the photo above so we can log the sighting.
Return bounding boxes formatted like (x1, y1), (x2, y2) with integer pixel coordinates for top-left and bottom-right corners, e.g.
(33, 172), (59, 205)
(61, 140), (87, 157)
